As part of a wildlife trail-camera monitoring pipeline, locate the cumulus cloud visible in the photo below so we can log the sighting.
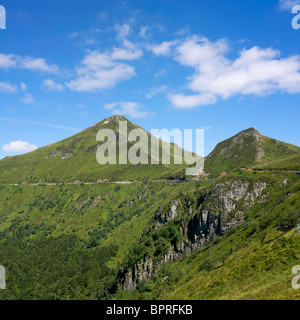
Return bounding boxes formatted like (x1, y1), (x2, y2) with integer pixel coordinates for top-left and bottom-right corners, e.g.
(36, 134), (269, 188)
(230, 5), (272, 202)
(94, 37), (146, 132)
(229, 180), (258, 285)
(111, 39), (143, 60)
(43, 79), (65, 91)
(149, 40), (177, 56)
(66, 53), (135, 92)
(0, 54), (16, 69)
(104, 101), (148, 118)
(0, 53), (59, 73)
(66, 40), (142, 92)
(2, 140), (37, 153)
(277, 0), (300, 11)
(0, 82), (17, 93)
(165, 36), (300, 108)
(168, 92), (217, 109)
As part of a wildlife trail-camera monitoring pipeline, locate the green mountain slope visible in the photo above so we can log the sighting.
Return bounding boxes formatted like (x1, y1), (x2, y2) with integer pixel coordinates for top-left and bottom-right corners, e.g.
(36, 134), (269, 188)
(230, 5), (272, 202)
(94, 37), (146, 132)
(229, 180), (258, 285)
(0, 115), (192, 183)
(204, 128), (300, 174)
(0, 179), (210, 299)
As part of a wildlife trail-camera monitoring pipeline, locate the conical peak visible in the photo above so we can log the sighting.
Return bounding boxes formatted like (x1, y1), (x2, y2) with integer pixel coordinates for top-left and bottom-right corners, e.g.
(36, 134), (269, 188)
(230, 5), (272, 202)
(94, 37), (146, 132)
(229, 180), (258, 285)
(102, 115), (125, 122)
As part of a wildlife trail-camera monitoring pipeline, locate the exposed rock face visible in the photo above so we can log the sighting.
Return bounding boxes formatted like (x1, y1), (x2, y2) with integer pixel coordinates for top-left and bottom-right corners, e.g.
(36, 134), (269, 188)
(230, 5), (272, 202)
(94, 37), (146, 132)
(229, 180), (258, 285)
(121, 258), (154, 291)
(118, 178), (268, 291)
(155, 200), (180, 225)
(44, 151), (74, 159)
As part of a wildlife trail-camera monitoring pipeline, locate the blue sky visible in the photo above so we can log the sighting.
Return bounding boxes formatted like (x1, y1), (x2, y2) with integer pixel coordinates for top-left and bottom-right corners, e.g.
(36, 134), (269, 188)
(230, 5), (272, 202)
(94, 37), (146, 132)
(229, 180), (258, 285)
(0, 0), (300, 158)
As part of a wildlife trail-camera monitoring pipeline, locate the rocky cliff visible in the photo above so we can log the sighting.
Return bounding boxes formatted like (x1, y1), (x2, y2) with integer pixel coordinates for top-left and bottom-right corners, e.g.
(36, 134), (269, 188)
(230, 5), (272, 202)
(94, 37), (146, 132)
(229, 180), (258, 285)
(118, 177), (268, 291)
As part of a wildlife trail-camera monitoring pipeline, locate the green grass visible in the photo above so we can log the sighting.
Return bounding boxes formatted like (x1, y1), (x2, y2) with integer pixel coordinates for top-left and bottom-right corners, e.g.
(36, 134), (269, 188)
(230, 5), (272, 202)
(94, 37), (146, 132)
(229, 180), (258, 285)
(254, 154), (300, 171)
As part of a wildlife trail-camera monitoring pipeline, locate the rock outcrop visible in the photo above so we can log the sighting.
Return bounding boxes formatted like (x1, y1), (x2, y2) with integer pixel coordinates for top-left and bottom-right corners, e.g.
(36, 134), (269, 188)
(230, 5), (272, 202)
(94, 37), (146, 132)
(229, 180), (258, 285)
(118, 178), (268, 291)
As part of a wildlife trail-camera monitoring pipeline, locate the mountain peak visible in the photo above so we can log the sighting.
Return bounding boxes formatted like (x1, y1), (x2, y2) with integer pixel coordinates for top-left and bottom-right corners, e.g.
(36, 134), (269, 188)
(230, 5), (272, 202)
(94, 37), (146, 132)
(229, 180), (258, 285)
(103, 115), (125, 122)
(239, 127), (261, 137)
(205, 127), (300, 174)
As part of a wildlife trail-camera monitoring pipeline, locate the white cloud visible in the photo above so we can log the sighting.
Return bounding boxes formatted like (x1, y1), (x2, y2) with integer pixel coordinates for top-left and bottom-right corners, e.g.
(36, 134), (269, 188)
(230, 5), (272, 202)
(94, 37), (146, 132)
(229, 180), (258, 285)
(111, 39), (143, 60)
(67, 19), (144, 92)
(0, 53), (59, 73)
(66, 53), (135, 92)
(43, 79), (65, 91)
(0, 82), (17, 93)
(19, 56), (59, 73)
(2, 140), (37, 153)
(174, 36), (228, 68)
(165, 36), (300, 108)
(149, 40), (177, 56)
(66, 41), (142, 92)
(0, 54), (16, 69)
(277, 0), (300, 11)
(21, 93), (35, 104)
(104, 101), (148, 118)
(168, 92), (217, 109)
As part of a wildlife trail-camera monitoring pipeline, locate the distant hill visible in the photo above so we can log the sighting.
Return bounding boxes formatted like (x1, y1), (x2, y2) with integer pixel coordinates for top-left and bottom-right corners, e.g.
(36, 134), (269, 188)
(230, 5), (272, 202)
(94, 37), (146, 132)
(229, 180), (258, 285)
(205, 127), (300, 174)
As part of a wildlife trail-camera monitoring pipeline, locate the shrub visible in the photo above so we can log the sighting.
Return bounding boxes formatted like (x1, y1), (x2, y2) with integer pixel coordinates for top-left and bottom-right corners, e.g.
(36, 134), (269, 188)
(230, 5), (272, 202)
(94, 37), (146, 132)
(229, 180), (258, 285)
(277, 210), (300, 232)
(199, 258), (214, 271)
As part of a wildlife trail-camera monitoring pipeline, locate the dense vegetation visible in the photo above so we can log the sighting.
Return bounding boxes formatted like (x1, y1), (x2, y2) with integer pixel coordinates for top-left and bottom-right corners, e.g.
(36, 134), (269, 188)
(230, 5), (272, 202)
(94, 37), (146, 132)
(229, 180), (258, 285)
(0, 234), (118, 300)
(0, 171), (299, 300)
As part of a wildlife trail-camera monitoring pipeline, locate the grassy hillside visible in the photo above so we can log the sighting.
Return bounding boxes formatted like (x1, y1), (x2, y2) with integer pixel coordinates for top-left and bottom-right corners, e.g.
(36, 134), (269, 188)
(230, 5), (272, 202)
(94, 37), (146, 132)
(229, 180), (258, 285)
(115, 171), (300, 300)
(204, 128), (300, 174)
(0, 179), (210, 299)
(254, 154), (300, 171)
(0, 115), (191, 184)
